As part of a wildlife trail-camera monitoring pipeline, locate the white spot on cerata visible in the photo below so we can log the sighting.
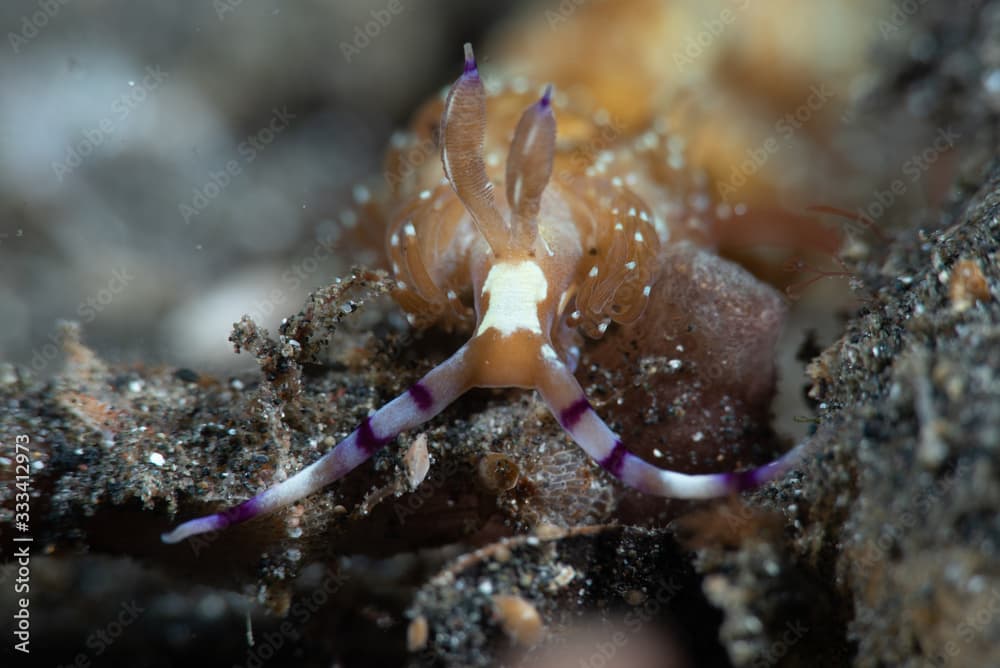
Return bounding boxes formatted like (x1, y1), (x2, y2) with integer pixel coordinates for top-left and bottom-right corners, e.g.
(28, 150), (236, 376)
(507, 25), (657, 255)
(642, 285), (651, 297)
(390, 233), (400, 247)
(611, 177), (623, 188)
(340, 210), (357, 228)
(540, 344), (559, 361)
(447, 290), (458, 300)
(588, 266), (599, 278)
(634, 231), (644, 243)
(475, 261), (549, 337)
(614, 222), (624, 231)
(419, 189), (431, 200)
(638, 211), (649, 222)
(540, 232), (555, 257)
(486, 153), (501, 167)
(627, 207), (636, 217)
(625, 261), (636, 271)
(396, 281), (407, 290)
(404, 222), (417, 236)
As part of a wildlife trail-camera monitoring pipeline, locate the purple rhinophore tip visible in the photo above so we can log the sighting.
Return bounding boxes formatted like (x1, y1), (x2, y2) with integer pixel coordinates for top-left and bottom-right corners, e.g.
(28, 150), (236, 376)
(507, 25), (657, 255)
(462, 43), (477, 75)
(538, 84), (553, 109)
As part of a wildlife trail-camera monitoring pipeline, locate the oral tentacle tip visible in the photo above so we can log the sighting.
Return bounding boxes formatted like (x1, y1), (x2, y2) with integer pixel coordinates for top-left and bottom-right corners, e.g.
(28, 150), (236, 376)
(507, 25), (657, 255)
(538, 83), (553, 109)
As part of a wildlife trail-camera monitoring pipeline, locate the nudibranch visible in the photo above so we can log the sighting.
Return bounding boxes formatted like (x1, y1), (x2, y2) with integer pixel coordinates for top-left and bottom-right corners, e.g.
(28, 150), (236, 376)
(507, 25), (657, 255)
(162, 45), (800, 545)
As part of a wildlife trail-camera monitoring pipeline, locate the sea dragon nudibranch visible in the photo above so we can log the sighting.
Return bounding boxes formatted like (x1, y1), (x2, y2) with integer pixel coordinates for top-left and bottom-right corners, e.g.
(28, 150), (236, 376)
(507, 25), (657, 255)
(162, 45), (800, 545)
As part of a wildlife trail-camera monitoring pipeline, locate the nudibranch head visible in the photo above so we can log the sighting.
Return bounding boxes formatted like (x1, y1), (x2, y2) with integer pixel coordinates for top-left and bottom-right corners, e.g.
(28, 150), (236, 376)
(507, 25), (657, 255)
(389, 43), (661, 340)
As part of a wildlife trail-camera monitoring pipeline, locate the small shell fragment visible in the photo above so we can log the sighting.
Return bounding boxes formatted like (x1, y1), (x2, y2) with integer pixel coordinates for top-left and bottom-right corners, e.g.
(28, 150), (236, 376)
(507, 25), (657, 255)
(477, 452), (520, 492)
(949, 258), (990, 311)
(404, 433), (430, 490)
(407, 615), (429, 651)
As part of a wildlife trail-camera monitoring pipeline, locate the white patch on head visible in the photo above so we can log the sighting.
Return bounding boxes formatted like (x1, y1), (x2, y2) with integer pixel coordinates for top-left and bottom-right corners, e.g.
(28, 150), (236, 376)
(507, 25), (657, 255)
(475, 261), (548, 338)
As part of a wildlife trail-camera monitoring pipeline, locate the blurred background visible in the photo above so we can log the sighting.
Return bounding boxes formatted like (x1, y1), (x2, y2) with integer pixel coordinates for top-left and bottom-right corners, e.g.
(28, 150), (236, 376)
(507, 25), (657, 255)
(0, 0), (518, 376)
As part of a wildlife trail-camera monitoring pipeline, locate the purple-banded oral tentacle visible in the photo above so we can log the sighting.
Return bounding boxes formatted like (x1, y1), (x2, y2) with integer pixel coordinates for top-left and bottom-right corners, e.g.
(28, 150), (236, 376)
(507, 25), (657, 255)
(506, 84), (556, 251)
(161, 347), (473, 544)
(537, 354), (802, 499)
(441, 43), (510, 257)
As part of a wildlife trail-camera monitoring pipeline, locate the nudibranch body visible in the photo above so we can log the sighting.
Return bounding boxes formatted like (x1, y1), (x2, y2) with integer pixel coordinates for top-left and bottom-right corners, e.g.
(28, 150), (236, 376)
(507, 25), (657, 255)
(162, 45), (799, 545)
